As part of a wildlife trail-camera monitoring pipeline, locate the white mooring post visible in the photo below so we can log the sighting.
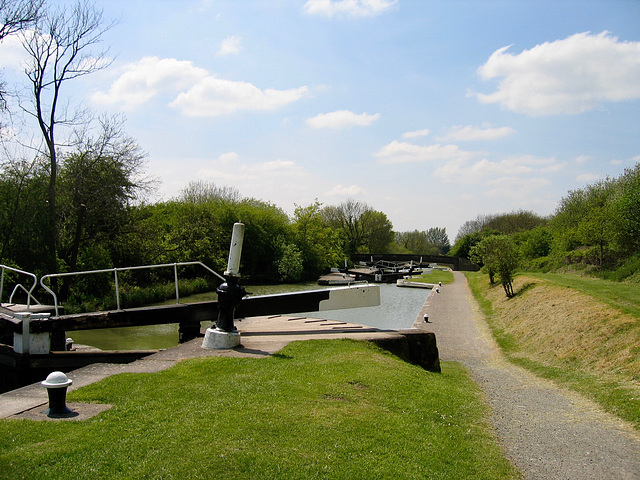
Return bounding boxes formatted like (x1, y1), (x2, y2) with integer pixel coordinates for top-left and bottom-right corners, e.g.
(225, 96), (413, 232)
(202, 223), (245, 349)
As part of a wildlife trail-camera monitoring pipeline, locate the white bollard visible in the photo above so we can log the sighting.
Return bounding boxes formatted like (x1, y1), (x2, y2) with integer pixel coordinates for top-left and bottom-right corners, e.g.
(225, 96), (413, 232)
(225, 222), (245, 277)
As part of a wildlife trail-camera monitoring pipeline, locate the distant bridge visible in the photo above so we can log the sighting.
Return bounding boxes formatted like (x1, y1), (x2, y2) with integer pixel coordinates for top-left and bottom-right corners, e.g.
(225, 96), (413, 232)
(352, 254), (479, 272)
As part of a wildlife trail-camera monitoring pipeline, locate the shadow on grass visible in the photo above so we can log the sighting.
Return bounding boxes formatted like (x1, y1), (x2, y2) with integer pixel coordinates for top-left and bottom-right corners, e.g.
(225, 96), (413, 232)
(512, 282), (537, 299)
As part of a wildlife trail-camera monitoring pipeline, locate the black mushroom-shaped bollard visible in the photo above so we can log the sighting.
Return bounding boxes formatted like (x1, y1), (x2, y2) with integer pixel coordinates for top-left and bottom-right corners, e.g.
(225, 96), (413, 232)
(41, 371), (76, 418)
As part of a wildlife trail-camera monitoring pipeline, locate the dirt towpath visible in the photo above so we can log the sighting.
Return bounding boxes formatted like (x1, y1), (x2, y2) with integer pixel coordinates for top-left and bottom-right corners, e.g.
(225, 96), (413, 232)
(417, 271), (640, 480)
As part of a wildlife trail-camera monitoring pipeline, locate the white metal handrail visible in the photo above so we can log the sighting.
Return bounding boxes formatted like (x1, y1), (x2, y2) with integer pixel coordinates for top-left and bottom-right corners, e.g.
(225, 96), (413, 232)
(40, 261), (226, 316)
(9, 284), (42, 306)
(0, 264), (39, 310)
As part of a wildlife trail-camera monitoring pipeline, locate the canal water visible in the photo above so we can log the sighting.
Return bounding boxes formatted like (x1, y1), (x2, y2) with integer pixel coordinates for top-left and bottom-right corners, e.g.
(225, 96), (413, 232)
(69, 283), (432, 351)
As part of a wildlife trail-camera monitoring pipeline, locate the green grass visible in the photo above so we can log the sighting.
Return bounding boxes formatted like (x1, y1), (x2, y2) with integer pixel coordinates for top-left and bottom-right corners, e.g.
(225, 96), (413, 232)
(525, 272), (640, 317)
(465, 273), (519, 354)
(464, 271), (640, 430)
(410, 269), (455, 285)
(0, 340), (520, 480)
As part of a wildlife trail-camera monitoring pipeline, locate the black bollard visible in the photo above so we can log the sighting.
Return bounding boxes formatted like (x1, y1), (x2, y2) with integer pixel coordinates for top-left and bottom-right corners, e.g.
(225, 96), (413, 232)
(215, 275), (246, 333)
(41, 371), (76, 418)
(202, 222), (246, 349)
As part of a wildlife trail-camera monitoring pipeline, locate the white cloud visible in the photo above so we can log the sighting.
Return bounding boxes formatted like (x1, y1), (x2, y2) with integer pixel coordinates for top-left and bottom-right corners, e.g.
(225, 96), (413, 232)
(306, 110), (380, 128)
(0, 34), (28, 69)
(92, 56), (308, 116)
(171, 78), (308, 117)
(433, 154), (560, 183)
(303, 0), (396, 17)
(402, 128), (431, 139)
(196, 154), (310, 200)
(476, 32), (640, 116)
(374, 140), (475, 164)
(576, 173), (601, 183)
(92, 57), (208, 109)
(437, 125), (515, 142)
(485, 176), (551, 200)
(573, 155), (591, 165)
(326, 184), (366, 196)
(253, 159), (299, 175)
(217, 152), (240, 164)
(217, 36), (242, 56)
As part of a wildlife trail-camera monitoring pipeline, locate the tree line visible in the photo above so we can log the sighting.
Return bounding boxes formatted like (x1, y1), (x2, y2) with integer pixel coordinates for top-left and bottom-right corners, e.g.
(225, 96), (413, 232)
(0, 1), (449, 277)
(450, 164), (640, 296)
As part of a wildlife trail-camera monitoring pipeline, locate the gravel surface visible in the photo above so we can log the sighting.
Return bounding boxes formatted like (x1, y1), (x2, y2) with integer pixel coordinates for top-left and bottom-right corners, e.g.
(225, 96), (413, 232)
(416, 271), (640, 480)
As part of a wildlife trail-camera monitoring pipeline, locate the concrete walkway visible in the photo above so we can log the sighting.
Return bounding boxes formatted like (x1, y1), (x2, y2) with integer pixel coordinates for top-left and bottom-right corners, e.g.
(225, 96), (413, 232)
(417, 271), (640, 480)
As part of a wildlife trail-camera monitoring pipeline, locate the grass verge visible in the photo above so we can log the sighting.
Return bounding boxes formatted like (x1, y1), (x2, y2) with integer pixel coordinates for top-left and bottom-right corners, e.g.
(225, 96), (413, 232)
(466, 271), (640, 429)
(524, 272), (640, 317)
(0, 339), (520, 480)
(410, 269), (455, 285)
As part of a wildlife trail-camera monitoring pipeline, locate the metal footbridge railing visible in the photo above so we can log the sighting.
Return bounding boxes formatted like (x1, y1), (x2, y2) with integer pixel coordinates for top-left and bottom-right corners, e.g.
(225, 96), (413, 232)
(0, 264), (41, 310)
(40, 261), (227, 316)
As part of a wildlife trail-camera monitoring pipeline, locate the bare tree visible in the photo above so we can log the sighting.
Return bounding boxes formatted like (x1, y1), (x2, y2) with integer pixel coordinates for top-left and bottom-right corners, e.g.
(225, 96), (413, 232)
(0, 0), (41, 39)
(180, 180), (242, 204)
(20, 0), (114, 272)
(0, 0), (43, 110)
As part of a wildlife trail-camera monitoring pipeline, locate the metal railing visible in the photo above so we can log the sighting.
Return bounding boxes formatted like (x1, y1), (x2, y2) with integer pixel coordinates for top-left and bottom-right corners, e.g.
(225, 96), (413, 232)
(0, 264), (39, 310)
(40, 261), (226, 316)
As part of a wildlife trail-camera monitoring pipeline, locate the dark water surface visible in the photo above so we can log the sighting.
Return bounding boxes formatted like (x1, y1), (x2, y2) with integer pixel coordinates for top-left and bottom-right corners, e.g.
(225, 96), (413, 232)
(70, 283), (431, 350)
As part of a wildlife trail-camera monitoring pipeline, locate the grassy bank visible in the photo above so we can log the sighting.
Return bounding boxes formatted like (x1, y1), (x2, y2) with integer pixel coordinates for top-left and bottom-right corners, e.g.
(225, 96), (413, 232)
(410, 269), (455, 285)
(466, 271), (640, 429)
(0, 340), (520, 479)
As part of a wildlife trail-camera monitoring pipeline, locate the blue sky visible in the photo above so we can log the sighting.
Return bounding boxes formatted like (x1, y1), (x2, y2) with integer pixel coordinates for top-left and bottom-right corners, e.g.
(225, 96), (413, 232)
(2, 0), (640, 241)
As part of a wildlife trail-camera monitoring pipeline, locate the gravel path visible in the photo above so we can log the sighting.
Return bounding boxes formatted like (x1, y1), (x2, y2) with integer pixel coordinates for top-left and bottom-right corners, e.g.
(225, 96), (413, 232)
(417, 271), (640, 480)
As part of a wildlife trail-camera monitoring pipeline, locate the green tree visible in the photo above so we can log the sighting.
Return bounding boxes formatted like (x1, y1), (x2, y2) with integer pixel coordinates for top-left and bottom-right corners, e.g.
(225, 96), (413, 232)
(470, 235), (519, 297)
(613, 163), (640, 254)
(274, 240), (304, 282)
(483, 210), (547, 235)
(424, 227), (450, 254)
(322, 199), (393, 256)
(57, 116), (152, 274)
(292, 201), (344, 279)
(396, 228), (450, 255)
(449, 231), (483, 260)
(20, 0), (114, 274)
(360, 209), (394, 253)
(515, 225), (552, 266)
(396, 230), (436, 255)
(550, 179), (618, 266)
(322, 199), (369, 257)
(0, 157), (49, 272)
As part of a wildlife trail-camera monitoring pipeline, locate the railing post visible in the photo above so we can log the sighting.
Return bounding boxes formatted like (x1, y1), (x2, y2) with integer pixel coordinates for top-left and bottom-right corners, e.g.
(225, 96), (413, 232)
(0, 266), (4, 304)
(174, 263), (180, 304)
(114, 268), (121, 310)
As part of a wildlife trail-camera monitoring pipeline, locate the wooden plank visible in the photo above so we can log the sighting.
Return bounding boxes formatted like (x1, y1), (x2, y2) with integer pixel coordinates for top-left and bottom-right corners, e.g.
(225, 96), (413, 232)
(30, 302), (220, 333)
(0, 313), (21, 334)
